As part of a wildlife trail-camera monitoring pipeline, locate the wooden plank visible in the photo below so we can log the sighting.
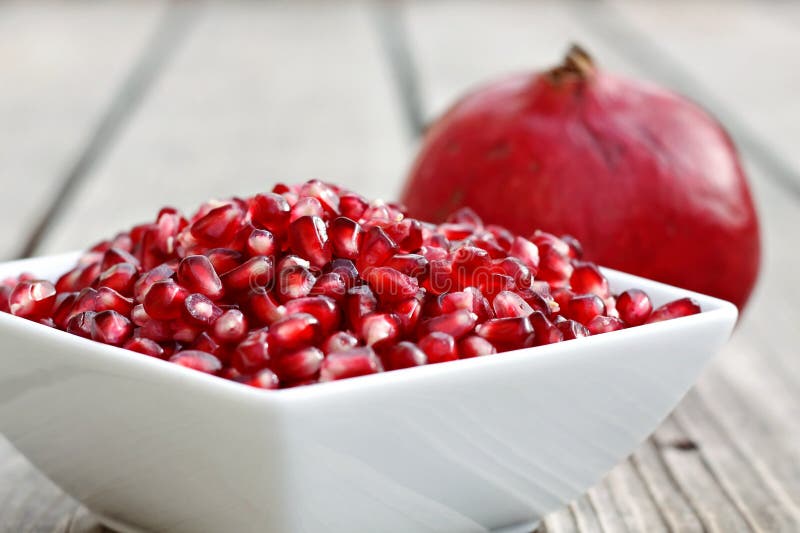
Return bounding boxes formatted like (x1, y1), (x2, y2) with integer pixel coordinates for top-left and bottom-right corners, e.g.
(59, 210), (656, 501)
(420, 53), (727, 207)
(0, 0), (166, 260)
(34, 0), (410, 256)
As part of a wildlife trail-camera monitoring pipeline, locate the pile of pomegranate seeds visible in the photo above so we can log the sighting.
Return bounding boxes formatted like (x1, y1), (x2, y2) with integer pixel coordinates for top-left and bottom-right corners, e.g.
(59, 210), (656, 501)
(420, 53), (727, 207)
(0, 180), (701, 389)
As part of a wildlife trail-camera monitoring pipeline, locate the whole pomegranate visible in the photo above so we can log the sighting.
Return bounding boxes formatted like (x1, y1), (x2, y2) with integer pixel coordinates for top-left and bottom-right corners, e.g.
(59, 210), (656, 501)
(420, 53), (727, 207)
(402, 45), (760, 309)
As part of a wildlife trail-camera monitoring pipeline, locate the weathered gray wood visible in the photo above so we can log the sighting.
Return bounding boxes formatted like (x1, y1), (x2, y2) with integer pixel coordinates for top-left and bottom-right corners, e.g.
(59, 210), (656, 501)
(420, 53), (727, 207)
(34, 0), (410, 256)
(0, 0), (166, 260)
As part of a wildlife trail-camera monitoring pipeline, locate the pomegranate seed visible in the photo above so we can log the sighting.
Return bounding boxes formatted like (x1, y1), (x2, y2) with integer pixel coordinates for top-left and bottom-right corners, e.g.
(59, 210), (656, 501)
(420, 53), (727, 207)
(425, 258), (454, 295)
(275, 265), (317, 303)
(143, 280), (189, 320)
(154, 208), (186, 255)
(289, 215), (332, 268)
(492, 257), (532, 289)
(133, 264), (174, 302)
(329, 217), (363, 260)
(516, 287), (556, 316)
(178, 255), (224, 300)
(131, 304), (149, 326)
(561, 235), (583, 259)
(51, 292), (78, 328)
(245, 368), (280, 390)
(646, 298), (701, 324)
(322, 331), (359, 354)
(170, 350), (222, 374)
(383, 253), (428, 277)
(191, 331), (226, 359)
(587, 315), (626, 334)
(508, 236), (539, 271)
(301, 180), (340, 216)
(357, 226), (398, 272)
(361, 313), (402, 349)
(418, 332), (458, 363)
(329, 258), (359, 287)
(529, 311), (564, 345)
(271, 346), (324, 382)
(552, 287), (573, 311)
(485, 225), (514, 250)
(420, 309), (477, 340)
(158, 340), (182, 357)
(452, 245), (492, 289)
(447, 206), (483, 227)
(319, 347), (381, 381)
(247, 289), (287, 325)
(339, 192), (369, 220)
(290, 196), (324, 222)
(475, 316), (533, 347)
(245, 228), (277, 257)
(0, 286), (11, 313)
(95, 263), (137, 296)
(91, 310), (133, 346)
(538, 248), (573, 286)
(364, 267), (419, 304)
(557, 319), (591, 340)
(344, 285), (377, 331)
(212, 309), (248, 343)
(8, 280), (57, 319)
(95, 287), (134, 315)
(383, 341), (427, 370)
(564, 294), (606, 325)
(169, 318), (201, 344)
(249, 193), (290, 235)
(479, 273), (516, 300)
(570, 262), (610, 298)
(100, 247), (139, 272)
(139, 318), (173, 342)
(267, 313), (320, 354)
(190, 203), (244, 247)
(437, 222), (474, 240)
(309, 272), (347, 301)
(493, 290), (534, 318)
(123, 337), (165, 358)
(221, 256), (274, 293)
(458, 336), (497, 358)
(205, 248), (243, 275)
(385, 297), (422, 334)
(616, 289), (654, 326)
(183, 293), (223, 326)
(285, 296), (340, 336)
(232, 329), (270, 373)
(66, 311), (96, 339)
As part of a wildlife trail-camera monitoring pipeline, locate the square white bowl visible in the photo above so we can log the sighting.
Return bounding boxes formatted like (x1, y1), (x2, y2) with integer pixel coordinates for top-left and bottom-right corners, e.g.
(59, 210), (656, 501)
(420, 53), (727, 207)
(0, 252), (736, 533)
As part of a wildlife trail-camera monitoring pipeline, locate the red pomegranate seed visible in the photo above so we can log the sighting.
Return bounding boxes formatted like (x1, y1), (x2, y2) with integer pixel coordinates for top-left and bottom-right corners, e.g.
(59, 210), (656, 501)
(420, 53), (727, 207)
(319, 347), (381, 381)
(204, 248), (243, 275)
(309, 272), (347, 301)
(275, 265), (317, 303)
(123, 337), (165, 358)
(285, 296), (340, 336)
(425, 258), (454, 295)
(212, 309), (248, 344)
(247, 289), (287, 326)
(183, 293), (223, 326)
(418, 332), (458, 363)
(249, 193), (290, 235)
(537, 248), (573, 286)
(587, 315), (626, 335)
(221, 256), (274, 293)
(439, 288), (490, 321)
(339, 192), (369, 220)
(68, 287), (98, 322)
(557, 319), (591, 340)
(143, 280), (189, 320)
(616, 289), (654, 326)
(245, 368), (280, 390)
(383, 341), (427, 370)
(290, 196), (324, 222)
(561, 235), (584, 259)
(570, 262), (610, 298)
(383, 253), (428, 278)
(447, 206), (483, 227)
(8, 280), (57, 319)
(96, 263), (138, 296)
(492, 257), (532, 289)
(437, 222), (473, 241)
(357, 226), (398, 272)
(301, 180), (340, 216)
(154, 208), (186, 255)
(91, 310), (133, 346)
(245, 228), (277, 257)
(452, 245), (492, 289)
(131, 304), (149, 326)
(551, 287), (573, 311)
(178, 255), (224, 300)
(531, 230), (571, 257)
(321, 331), (359, 355)
(509, 236), (539, 271)
(516, 287), (556, 316)
(267, 312), (320, 354)
(492, 290), (534, 318)
(66, 311), (96, 339)
(458, 336), (497, 358)
(51, 292), (78, 328)
(478, 273), (516, 300)
(289, 215), (332, 268)
(420, 309), (477, 340)
(95, 287), (134, 315)
(564, 294), (606, 325)
(158, 340), (182, 357)
(344, 285), (377, 331)
(364, 267), (419, 304)
(170, 350), (222, 374)
(232, 329), (270, 373)
(475, 316), (533, 347)
(191, 331), (226, 359)
(190, 203), (244, 247)
(271, 346), (324, 382)
(385, 297), (422, 334)
(100, 247), (139, 272)
(329, 258), (359, 287)
(361, 313), (402, 349)
(133, 264), (174, 302)
(329, 217), (363, 260)
(169, 318), (201, 344)
(646, 298), (701, 324)
(529, 311), (564, 345)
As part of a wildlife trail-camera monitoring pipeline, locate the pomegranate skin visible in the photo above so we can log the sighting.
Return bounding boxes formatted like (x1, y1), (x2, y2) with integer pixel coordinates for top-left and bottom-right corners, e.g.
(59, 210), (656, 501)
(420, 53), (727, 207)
(402, 47), (760, 309)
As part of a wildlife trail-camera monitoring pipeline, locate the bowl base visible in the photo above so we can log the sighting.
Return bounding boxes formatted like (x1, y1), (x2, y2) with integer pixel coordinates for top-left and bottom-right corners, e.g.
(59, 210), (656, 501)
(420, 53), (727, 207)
(492, 519), (541, 533)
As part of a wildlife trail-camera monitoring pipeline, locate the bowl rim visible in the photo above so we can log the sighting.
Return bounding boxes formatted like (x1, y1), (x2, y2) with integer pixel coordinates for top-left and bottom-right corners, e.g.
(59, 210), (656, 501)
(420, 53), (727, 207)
(0, 252), (738, 405)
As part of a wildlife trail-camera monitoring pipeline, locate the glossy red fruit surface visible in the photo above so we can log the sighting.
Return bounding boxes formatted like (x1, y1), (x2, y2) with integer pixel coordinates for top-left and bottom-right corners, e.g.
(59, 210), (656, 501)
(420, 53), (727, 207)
(402, 45), (760, 309)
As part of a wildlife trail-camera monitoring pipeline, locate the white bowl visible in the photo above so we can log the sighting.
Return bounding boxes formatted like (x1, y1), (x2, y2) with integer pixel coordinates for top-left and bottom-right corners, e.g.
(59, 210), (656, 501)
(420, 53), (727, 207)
(0, 252), (736, 533)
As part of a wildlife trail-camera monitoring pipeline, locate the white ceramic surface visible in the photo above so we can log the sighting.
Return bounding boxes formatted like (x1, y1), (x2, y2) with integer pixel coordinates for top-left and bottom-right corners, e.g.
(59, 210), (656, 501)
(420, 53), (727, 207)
(0, 252), (737, 533)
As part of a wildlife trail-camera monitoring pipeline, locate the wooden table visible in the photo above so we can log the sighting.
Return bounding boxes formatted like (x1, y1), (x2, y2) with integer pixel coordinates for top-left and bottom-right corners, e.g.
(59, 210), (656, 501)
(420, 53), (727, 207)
(1, 1), (798, 531)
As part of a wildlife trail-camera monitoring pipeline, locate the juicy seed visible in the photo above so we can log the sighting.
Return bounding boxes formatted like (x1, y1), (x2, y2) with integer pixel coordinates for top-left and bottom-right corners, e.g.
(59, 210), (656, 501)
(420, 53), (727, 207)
(361, 313), (402, 349)
(418, 332), (458, 364)
(364, 267), (419, 304)
(329, 217), (363, 260)
(232, 329), (270, 373)
(271, 347), (324, 382)
(123, 337), (165, 358)
(321, 331), (359, 354)
(570, 262), (610, 298)
(178, 255), (224, 300)
(143, 280), (189, 321)
(8, 280), (57, 319)
(616, 289), (654, 326)
(357, 226), (398, 272)
(183, 293), (223, 326)
(458, 336), (497, 358)
(320, 347), (381, 381)
(587, 315), (626, 335)
(492, 290), (534, 318)
(557, 319), (591, 340)
(285, 296), (340, 337)
(267, 313), (320, 354)
(646, 298), (702, 324)
(91, 310), (133, 346)
(420, 310), (478, 340)
(289, 215), (332, 268)
(170, 350), (222, 374)
(564, 294), (606, 325)
(221, 256), (274, 293)
(212, 309), (249, 344)
(275, 265), (317, 303)
(245, 368), (280, 390)
(383, 341), (427, 370)
(475, 316), (533, 348)
(529, 311), (564, 345)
